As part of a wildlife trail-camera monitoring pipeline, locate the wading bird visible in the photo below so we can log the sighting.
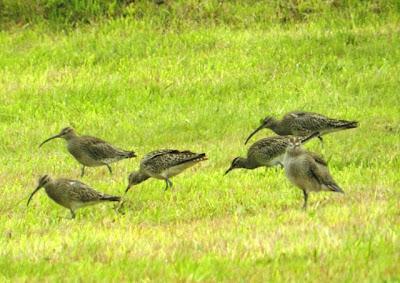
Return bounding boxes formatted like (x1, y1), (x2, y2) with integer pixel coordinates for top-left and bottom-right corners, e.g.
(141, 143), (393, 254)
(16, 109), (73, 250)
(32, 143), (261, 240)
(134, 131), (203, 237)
(39, 127), (136, 177)
(125, 149), (207, 193)
(245, 111), (358, 144)
(283, 137), (344, 209)
(27, 175), (121, 218)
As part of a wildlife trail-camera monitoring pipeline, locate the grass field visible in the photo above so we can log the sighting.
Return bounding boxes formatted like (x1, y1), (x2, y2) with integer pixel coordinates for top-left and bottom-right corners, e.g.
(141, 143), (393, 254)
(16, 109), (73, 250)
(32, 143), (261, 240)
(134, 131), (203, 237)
(0, 2), (400, 281)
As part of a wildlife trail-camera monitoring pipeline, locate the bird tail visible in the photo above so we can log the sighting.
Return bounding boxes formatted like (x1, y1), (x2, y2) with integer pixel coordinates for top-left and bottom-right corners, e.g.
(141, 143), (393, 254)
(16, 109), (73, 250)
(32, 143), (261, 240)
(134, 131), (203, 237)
(176, 153), (208, 166)
(101, 195), (121, 202)
(332, 120), (359, 130)
(189, 153), (208, 162)
(328, 184), (344, 194)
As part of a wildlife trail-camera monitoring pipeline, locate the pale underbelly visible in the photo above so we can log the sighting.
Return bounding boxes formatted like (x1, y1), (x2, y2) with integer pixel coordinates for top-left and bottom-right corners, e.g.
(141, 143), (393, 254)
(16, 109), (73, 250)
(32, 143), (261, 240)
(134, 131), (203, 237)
(145, 163), (195, 179)
(69, 151), (104, 167)
(266, 155), (284, 167)
(47, 193), (71, 209)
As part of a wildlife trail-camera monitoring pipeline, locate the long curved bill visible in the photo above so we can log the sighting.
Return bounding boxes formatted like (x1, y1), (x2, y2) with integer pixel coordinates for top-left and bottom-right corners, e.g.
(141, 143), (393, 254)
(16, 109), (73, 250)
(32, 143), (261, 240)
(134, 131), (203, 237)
(300, 131), (320, 144)
(39, 134), (62, 148)
(124, 184), (132, 194)
(224, 166), (234, 176)
(244, 124), (265, 145)
(27, 186), (42, 206)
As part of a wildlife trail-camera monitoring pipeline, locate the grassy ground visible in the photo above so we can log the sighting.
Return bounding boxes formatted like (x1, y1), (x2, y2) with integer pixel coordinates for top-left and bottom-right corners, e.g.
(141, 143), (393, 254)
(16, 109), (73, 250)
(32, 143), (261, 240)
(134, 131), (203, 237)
(0, 5), (399, 282)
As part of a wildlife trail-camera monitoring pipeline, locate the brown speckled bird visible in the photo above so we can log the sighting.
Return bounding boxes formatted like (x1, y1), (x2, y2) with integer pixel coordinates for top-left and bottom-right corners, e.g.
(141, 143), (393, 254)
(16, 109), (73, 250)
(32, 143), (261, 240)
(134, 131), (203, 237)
(27, 175), (121, 218)
(245, 111), (358, 144)
(283, 137), (344, 209)
(125, 149), (207, 193)
(39, 127), (136, 177)
(225, 132), (319, 175)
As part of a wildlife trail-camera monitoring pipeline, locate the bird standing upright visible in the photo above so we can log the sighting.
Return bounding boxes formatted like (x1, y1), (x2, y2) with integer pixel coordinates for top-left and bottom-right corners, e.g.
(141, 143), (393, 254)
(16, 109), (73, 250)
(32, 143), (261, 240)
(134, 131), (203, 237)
(39, 127), (136, 177)
(283, 136), (344, 209)
(125, 149), (207, 193)
(27, 175), (121, 218)
(245, 111), (358, 144)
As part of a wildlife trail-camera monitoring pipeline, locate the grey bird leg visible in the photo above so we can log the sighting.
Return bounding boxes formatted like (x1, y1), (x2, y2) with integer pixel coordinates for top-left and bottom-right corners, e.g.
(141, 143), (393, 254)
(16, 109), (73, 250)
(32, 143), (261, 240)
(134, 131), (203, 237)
(106, 164), (113, 175)
(167, 179), (173, 189)
(302, 190), (308, 210)
(70, 209), (76, 219)
(164, 180), (169, 191)
(318, 136), (324, 144)
(81, 166), (85, 177)
(164, 178), (173, 191)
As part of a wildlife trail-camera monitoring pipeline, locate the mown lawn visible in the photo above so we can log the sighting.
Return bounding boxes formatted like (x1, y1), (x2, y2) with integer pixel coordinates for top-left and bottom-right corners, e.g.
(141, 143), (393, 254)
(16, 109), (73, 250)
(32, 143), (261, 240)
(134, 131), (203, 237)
(0, 11), (399, 282)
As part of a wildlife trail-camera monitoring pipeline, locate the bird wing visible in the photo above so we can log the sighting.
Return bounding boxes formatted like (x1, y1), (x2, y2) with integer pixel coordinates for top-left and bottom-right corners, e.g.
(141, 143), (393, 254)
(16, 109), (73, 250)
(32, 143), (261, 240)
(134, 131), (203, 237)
(81, 136), (127, 161)
(285, 111), (332, 134)
(249, 136), (289, 165)
(287, 111), (356, 134)
(164, 150), (206, 167)
(142, 149), (181, 162)
(307, 150), (328, 166)
(142, 149), (206, 169)
(61, 179), (103, 202)
(307, 157), (342, 192)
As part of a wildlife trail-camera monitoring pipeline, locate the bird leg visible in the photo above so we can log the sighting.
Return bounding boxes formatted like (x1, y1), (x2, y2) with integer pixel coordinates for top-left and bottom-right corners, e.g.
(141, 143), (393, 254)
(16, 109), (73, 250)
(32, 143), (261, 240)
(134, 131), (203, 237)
(81, 166), (85, 177)
(164, 178), (173, 191)
(318, 136), (324, 145)
(70, 209), (76, 219)
(106, 164), (113, 175)
(302, 190), (308, 210)
(167, 179), (173, 189)
(164, 179), (169, 191)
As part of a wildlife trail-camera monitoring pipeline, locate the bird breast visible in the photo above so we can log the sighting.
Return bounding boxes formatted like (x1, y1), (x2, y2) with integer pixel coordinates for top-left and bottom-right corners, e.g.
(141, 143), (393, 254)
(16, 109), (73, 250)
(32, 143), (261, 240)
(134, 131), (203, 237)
(267, 155), (284, 166)
(164, 163), (193, 177)
(67, 141), (101, 166)
(45, 186), (71, 209)
(284, 155), (322, 192)
(145, 161), (197, 179)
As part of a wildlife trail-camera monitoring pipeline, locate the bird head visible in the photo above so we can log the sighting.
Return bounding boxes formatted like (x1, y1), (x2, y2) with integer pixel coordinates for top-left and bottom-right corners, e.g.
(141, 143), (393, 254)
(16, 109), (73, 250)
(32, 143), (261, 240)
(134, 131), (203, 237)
(286, 132), (320, 154)
(224, 157), (246, 175)
(27, 175), (52, 206)
(39, 127), (76, 147)
(287, 136), (303, 150)
(125, 171), (148, 194)
(244, 116), (275, 145)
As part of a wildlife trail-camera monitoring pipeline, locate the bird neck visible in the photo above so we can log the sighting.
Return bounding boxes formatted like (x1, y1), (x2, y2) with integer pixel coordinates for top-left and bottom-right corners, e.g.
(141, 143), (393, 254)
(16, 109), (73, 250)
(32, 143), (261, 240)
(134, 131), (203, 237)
(268, 118), (288, 135)
(43, 180), (55, 192)
(135, 171), (151, 184)
(63, 131), (78, 141)
(285, 147), (305, 158)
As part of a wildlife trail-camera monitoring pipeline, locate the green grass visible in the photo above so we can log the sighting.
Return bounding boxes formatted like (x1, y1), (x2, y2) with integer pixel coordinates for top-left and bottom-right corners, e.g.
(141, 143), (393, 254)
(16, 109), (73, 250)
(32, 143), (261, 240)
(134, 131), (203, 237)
(1, 5), (400, 282)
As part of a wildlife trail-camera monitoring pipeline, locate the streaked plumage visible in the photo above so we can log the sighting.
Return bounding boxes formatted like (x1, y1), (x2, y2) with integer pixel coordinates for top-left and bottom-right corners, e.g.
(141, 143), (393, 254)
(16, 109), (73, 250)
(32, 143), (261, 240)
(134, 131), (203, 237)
(225, 132), (319, 175)
(126, 149), (207, 193)
(39, 127), (136, 177)
(283, 137), (344, 209)
(245, 111), (358, 144)
(27, 175), (121, 218)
